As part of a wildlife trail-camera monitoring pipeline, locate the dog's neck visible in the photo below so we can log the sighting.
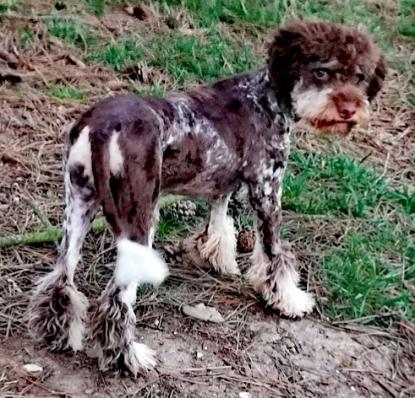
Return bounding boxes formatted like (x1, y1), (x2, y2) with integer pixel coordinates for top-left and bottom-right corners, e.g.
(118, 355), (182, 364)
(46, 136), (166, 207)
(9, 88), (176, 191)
(238, 69), (296, 131)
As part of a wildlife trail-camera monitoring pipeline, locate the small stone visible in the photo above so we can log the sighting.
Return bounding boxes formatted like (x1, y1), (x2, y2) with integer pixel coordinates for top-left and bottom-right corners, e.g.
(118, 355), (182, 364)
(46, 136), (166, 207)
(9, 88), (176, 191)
(22, 364), (43, 373)
(183, 303), (225, 323)
(196, 351), (203, 359)
(85, 389), (94, 395)
(239, 393), (252, 398)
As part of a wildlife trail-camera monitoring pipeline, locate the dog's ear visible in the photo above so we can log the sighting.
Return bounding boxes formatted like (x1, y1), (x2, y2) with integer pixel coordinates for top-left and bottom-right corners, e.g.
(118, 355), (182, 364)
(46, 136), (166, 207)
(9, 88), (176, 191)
(268, 23), (305, 84)
(367, 55), (386, 101)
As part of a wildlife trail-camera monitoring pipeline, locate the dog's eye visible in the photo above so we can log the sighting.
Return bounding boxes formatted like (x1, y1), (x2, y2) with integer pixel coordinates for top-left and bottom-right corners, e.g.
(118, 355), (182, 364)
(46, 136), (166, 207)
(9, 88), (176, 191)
(313, 69), (329, 81)
(355, 72), (365, 83)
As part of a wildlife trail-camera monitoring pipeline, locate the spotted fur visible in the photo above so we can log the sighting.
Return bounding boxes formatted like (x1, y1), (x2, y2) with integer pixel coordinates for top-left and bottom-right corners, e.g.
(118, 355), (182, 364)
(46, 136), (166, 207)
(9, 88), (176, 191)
(29, 20), (385, 375)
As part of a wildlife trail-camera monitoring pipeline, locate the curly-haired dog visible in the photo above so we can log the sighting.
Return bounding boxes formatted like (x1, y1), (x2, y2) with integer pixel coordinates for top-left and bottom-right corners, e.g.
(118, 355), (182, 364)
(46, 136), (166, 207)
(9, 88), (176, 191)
(29, 20), (385, 374)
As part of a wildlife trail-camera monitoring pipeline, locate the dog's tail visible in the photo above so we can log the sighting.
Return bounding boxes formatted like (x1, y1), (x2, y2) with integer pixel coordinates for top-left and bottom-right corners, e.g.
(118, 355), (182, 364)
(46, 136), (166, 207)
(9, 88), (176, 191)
(88, 126), (124, 237)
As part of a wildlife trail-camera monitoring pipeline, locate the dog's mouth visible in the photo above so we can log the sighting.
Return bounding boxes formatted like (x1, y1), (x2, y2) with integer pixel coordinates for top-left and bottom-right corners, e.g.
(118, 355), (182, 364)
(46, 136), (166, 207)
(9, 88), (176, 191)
(293, 89), (370, 136)
(309, 118), (358, 135)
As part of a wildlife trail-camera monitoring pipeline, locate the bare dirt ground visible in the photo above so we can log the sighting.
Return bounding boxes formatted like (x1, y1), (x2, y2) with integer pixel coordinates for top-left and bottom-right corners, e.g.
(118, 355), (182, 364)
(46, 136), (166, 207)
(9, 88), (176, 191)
(1, 238), (414, 398)
(0, 310), (412, 397)
(1, 240), (414, 397)
(1, 3), (415, 398)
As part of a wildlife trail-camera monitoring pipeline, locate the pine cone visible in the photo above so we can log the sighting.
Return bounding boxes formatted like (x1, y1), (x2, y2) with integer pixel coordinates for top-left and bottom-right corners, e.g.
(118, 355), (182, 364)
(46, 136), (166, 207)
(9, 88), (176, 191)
(160, 243), (183, 264)
(161, 199), (197, 221)
(237, 229), (256, 253)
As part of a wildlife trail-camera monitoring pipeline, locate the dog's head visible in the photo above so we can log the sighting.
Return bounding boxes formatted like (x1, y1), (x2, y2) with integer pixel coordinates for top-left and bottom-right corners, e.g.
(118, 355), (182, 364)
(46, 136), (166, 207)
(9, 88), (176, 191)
(268, 20), (386, 135)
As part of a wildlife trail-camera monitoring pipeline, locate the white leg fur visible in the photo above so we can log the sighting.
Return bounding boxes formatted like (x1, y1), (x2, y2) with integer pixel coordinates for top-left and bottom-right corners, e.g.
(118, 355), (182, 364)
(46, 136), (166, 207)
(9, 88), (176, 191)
(248, 238), (314, 317)
(66, 281), (89, 351)
(125, 342), (157, 371)
(115, 238), (168, 288)
(198, 196), (239, 275)
(116, 239), (168, 371)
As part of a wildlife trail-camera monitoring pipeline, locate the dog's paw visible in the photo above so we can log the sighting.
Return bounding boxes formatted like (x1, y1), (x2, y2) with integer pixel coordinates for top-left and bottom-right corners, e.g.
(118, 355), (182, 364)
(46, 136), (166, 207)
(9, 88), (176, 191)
(274, 287), (315, 318)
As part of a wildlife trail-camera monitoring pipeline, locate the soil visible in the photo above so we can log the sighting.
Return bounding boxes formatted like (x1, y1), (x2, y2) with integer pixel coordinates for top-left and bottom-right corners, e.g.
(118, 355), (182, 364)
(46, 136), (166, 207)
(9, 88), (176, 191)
(0, 307), (404, 398)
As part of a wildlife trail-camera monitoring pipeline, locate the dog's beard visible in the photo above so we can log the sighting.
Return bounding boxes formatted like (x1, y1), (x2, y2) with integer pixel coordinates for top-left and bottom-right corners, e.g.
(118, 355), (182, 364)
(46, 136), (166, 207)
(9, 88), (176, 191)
(292, 86), (370, 135)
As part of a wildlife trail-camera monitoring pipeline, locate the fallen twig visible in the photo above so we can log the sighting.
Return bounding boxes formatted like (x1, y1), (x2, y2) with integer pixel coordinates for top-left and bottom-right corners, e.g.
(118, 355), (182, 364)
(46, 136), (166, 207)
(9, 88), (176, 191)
(0, 195), (184, 248)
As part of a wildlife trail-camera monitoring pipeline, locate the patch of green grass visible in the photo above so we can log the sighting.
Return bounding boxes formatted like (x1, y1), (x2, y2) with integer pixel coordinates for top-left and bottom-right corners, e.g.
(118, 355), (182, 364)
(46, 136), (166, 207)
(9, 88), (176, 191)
(155, 0), (288, 27)
(233, 211), (255, 231)
(323, 222), (415, 325)
(47, 19), (97, 51)
(386, 187), (415, 215)
(156, 215), (192, 241)
(89, 29), (257, 84)
(399, 0), (415, 38)
(155, 0), (394, 48)
(283, 150), (415, 324)
(284, 152), (415, 217)
(85, 0), (106, 15)
(284, 153), (386, 217)
(131, 83), (166, 98)
(147, 29), (258, 85)
(87, 38), (145, 71)
(49, 84), (86, 100)
(20, 26), (34, 47)
(0, 0), (18, 13)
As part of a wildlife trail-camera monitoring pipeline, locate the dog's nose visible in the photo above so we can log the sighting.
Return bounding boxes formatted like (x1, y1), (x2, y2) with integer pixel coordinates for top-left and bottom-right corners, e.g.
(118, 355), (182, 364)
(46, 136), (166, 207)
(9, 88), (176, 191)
(336, 101), (357, 120)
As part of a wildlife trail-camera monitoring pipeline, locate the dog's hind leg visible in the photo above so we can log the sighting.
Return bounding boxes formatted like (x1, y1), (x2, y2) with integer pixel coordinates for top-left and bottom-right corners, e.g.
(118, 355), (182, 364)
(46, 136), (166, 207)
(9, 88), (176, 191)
(29, 126), (97, 351)
(247, 176), (315, 318)
(196, 194), (239, 275)
(87, 130), (168, 375)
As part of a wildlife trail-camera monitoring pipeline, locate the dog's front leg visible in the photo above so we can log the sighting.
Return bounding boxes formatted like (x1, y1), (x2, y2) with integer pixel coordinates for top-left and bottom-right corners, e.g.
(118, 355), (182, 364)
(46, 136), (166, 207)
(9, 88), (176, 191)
(247, 178), (314, 317)
(196, 194), (240, 275)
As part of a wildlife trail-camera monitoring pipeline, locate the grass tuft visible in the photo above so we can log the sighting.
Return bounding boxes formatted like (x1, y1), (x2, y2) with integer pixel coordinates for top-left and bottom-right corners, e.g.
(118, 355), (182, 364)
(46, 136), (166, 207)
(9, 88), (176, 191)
(49, 84), (86, 100)
(148, 30), (258, 85)
(323, 223), (415, 325)
(47, 19), (97, 51)
(85, 0), (106, 15)
(398, 0), (415, 38)
(0, 0), (17, 13)
(87, 38), (145, 71)
(155, 0), (288, 27)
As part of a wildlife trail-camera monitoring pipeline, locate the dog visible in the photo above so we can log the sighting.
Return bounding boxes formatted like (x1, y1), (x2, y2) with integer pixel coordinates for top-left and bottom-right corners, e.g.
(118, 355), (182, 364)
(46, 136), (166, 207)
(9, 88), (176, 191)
(29, 20), (385, 374)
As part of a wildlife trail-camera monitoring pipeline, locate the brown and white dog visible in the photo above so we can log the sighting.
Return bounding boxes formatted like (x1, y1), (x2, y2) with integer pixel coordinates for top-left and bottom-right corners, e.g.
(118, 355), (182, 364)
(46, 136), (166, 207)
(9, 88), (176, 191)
(29, 20), (385, 374)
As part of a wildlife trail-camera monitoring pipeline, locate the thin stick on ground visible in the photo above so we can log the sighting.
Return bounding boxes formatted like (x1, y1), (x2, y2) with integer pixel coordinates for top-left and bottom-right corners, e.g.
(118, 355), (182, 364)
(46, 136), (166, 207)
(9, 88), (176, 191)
(0, 195), (185, 248)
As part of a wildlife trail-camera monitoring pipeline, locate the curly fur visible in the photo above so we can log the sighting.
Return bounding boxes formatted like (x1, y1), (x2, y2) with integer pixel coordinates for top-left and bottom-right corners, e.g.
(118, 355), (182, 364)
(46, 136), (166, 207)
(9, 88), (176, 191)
(196, 214), (239, 275)
(28, 269), (88, 351)
(87, 281), (156, 374)
(247, 239), (314, 317)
